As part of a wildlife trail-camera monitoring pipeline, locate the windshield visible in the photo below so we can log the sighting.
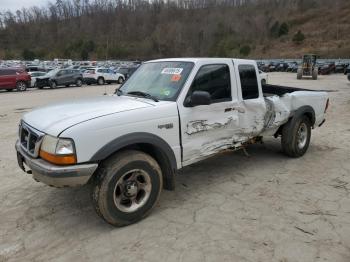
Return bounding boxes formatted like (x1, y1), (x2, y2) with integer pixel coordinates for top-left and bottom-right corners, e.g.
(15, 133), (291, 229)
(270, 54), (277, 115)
(46, 69), (59, 77)
(119, 61), (194, 101)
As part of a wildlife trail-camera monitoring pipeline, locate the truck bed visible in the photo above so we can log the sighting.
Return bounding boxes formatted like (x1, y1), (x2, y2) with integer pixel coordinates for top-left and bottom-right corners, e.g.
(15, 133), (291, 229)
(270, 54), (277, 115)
(262, 84), (313, 97)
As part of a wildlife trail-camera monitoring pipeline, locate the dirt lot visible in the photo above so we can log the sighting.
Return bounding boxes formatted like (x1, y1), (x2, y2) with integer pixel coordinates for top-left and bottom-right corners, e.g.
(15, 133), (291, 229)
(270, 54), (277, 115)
(0, 73), (350, 262)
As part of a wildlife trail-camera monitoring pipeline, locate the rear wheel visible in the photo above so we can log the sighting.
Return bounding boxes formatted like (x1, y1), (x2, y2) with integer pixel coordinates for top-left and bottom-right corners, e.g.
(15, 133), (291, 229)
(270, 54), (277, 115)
(297, 68), (303, 80)
(76, 79), (83, 87)
(92, 150), (163, 227)
(281, 116), (311, 158)
(97, 77), (105, 85)
(16, 81), (27, 92)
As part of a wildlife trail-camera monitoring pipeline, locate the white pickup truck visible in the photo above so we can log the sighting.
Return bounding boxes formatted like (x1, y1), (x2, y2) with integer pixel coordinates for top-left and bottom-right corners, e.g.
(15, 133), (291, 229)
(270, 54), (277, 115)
(16, 58), (329, 226)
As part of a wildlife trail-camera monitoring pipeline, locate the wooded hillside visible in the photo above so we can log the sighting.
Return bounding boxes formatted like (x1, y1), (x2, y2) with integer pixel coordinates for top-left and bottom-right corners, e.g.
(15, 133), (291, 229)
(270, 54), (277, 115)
(0, 0), (349, 60)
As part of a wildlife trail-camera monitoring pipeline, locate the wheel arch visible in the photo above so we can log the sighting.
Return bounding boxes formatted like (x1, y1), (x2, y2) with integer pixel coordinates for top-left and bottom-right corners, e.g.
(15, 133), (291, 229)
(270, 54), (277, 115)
(90, 132), (177, 190)
(292, 105), (316, 126)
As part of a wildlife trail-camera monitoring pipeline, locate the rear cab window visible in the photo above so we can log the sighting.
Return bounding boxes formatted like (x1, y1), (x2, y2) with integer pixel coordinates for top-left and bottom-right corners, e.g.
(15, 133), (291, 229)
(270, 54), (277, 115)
(238, 64), (260, 100)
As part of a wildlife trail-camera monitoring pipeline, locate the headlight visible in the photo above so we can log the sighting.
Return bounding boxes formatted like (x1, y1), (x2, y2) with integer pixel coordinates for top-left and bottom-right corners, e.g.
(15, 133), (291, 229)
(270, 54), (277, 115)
(39, 135), (76, 165)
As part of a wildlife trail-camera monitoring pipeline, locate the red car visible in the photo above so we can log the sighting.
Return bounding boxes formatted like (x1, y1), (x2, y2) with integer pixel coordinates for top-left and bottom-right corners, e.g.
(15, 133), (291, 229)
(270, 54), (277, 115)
(0, 68), (31, 91)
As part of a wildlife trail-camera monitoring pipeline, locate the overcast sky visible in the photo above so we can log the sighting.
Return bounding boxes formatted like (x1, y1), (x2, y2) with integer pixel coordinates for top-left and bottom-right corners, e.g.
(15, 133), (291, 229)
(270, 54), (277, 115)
(0, 0), (50, 12)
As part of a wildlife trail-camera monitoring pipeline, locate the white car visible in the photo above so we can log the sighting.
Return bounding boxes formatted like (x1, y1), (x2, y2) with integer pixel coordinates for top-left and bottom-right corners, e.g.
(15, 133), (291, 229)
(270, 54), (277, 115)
(83, 68), (125, 85)
(16, 58), (329, 226)
(28, 71), (47, 87)
(259, 70), (268, 85)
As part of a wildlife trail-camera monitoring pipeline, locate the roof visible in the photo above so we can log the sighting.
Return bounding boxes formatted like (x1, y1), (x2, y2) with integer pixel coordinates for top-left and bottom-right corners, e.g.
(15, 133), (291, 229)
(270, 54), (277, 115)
(147, 57), (256, 64)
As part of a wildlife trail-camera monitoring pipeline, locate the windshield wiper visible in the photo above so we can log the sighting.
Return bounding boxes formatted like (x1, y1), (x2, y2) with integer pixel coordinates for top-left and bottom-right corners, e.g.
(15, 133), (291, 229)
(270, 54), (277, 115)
(127, 91), (159, 102)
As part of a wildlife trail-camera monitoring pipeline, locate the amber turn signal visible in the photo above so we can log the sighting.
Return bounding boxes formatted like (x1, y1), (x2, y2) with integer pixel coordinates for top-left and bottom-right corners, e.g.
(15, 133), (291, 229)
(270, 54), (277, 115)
(39, 150), (77, 165)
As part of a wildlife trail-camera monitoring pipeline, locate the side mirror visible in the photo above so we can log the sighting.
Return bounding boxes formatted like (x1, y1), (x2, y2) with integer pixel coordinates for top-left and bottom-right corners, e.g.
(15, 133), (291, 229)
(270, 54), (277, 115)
(186, 91), (211, 107)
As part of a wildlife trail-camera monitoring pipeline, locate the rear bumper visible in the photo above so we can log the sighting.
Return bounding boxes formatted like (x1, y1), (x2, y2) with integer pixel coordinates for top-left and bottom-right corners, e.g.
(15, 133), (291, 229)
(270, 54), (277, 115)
(16, 141), (98, 188)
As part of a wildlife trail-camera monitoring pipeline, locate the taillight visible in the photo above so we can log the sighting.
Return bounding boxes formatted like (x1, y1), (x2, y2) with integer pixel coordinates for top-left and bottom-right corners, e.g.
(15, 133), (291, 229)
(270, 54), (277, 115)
(324, 98), (329, 113)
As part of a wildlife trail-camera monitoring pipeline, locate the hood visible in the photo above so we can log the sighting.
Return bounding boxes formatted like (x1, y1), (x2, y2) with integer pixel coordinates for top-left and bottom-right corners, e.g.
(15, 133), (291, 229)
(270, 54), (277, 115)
(23, 95), (153, 136)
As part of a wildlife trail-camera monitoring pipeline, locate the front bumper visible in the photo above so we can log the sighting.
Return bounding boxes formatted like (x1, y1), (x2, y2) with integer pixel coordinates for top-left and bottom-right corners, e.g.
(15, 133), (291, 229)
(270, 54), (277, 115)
(16, 141), (98, 188)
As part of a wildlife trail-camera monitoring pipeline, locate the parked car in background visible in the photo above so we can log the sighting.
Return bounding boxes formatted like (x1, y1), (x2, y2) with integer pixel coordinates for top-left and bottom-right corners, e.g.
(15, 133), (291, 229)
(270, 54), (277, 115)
(344, 64), (350, 75)
(28, 71), (47, 87)
(319, 62), (336, 75)
(83, 68), (125, 85)
(335, 62), (347, 73)
(0, 68), (31, 91)
(276, 62), (289, 72)
(259, 70), (268, 85)
(36, 69), (83, 89)
(26, 66), (48, 72)
(286, 63), (299, 73)
(116, 67), (138, 79)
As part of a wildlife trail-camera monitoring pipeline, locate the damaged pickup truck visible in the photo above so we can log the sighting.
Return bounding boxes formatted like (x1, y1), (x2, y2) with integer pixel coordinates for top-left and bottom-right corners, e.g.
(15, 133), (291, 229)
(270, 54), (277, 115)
(16, 58), (329, 226)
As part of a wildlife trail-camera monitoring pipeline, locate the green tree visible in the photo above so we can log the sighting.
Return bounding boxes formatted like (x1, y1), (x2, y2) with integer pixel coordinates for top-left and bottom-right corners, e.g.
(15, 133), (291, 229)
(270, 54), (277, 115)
(270, 21), (280, 38)
(278, 22), (289, 37)
(239, 45), (251, 57)
(293, 30), (305, 44)
(22, 48), (36, 60)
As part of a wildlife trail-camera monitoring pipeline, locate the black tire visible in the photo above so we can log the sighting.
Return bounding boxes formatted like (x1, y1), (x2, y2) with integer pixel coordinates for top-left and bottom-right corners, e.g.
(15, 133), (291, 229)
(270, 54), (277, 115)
(65, 84), (70, 87)
(49, 81), (57, 89)
(118, 77), (124, 84)
(92, 150), (163, 227)
(297, 68), (302, 80)
(76, 79), (83, 87)
(6, 89), (13, 92)
(16, 81), (27, 92)
(281, 116), (311, 158)
(97, 77), (105, 85)
(261, 79), (266, 85)
(312, 69), (318, 80)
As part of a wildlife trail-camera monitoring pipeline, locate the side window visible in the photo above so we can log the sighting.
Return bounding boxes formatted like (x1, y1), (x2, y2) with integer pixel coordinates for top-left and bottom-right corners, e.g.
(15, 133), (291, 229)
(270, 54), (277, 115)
(97, 69), (102, 73)
(238, 65), (259, 100)
(189, 64), (231, 103)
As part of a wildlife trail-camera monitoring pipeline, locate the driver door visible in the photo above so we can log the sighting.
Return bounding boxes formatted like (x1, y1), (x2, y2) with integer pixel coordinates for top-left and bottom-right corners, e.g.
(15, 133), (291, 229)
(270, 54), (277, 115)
(178, 63), (240, 166)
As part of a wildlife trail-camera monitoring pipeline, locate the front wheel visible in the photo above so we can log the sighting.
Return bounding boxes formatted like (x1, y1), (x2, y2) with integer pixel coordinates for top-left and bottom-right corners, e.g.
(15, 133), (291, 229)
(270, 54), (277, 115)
(16, 81), (27, 91)
(49, 81), (57, 89)
(281, 116), (311, 158)
(92, 150), (163, 226)
(97, 77), (105, 85)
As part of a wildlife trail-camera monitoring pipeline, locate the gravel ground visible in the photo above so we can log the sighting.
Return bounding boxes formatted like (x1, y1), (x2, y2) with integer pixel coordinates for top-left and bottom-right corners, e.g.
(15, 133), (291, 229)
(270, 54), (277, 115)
(0, 73), (350, 262)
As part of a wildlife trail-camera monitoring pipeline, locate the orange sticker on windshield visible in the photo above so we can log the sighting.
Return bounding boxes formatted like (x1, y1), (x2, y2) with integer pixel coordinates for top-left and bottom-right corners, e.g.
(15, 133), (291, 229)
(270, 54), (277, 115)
(171, 74), (181, 82)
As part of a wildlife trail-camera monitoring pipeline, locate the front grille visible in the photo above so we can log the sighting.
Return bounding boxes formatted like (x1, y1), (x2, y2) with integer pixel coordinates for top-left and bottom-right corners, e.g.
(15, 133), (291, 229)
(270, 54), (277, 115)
(19, 121), (44, 157)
